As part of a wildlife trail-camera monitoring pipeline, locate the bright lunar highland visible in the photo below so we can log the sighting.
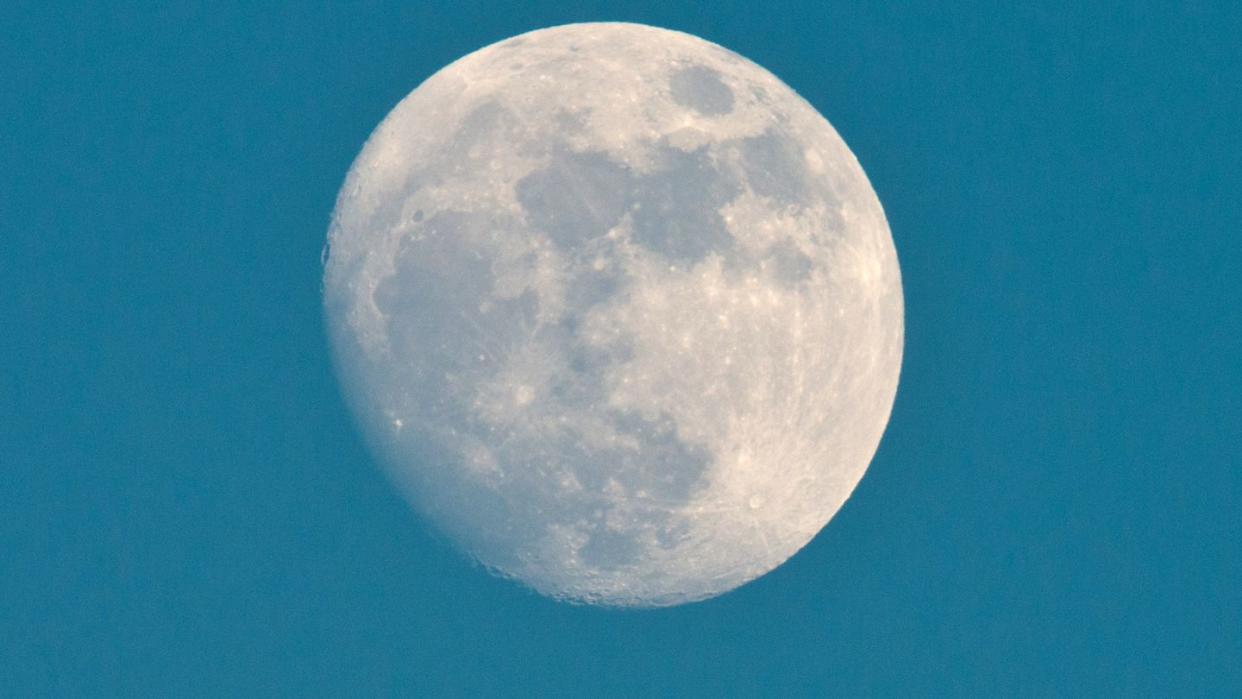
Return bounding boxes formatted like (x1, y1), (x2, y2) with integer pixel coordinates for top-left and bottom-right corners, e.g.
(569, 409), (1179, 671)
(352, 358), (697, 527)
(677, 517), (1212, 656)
(324, 23), (903, 607)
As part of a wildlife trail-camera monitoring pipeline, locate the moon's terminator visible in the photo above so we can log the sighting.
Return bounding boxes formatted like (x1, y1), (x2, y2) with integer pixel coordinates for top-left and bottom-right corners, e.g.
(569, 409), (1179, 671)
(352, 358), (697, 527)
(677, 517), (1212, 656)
(324, 23), (903, 607)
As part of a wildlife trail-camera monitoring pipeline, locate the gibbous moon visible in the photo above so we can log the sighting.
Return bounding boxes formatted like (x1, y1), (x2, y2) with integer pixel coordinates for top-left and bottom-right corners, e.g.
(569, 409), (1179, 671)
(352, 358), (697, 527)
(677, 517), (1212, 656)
(324, 23), (902, 607)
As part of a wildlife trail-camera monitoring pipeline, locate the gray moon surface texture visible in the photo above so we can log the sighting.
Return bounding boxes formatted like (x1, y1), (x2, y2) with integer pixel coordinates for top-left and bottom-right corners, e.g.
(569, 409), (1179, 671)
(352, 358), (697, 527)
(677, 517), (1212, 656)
(323, 23), (903, 607)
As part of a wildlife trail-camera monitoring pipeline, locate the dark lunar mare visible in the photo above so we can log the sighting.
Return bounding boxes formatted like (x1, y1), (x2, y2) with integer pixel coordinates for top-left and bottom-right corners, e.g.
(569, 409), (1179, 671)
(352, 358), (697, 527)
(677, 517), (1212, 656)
(344, 52), (859, 580)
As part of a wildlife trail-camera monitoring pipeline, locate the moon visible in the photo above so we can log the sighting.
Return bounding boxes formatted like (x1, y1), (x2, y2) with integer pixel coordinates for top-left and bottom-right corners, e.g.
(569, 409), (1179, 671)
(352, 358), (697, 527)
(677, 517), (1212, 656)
(323, 23), (903, 607)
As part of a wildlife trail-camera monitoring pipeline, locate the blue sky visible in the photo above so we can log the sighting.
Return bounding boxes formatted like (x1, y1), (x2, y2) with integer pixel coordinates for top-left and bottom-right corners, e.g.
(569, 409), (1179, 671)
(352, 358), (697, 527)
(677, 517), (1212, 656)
(3, 2), (1239, 694)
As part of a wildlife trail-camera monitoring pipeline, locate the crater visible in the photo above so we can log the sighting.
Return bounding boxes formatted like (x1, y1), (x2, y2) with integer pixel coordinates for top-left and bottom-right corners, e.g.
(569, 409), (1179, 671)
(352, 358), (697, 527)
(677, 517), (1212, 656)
(669, 65), (734, 116)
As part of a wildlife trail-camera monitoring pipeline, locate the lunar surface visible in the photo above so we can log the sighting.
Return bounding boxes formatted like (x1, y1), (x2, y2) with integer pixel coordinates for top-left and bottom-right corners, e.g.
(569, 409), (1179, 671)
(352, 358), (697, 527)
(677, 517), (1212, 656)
(324, 23), (903, 606)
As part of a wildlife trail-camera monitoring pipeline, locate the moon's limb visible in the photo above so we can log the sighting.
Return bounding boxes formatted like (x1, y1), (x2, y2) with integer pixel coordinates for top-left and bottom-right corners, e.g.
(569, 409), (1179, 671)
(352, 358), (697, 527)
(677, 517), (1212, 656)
(324, 23), (903, 606)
